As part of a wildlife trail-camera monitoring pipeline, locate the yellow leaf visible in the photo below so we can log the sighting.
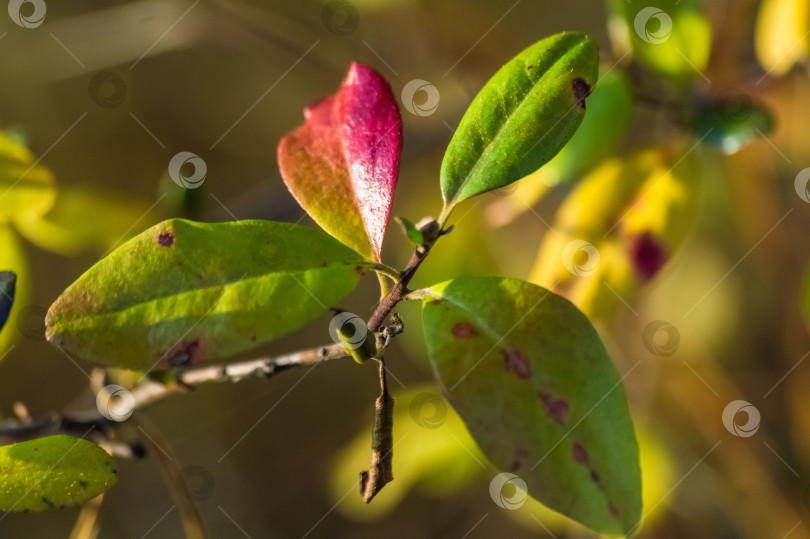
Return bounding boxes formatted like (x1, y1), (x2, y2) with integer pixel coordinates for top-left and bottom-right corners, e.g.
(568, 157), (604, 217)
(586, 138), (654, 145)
(0, 132), (56, 222)
(14, 187), (155, 256)
(529, 145), (701, 318)
(755, 0), (810, 76)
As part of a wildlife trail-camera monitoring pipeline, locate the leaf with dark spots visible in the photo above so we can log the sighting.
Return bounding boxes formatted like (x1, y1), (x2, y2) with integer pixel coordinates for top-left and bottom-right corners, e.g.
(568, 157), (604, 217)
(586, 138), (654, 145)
(0, 435), (117, 512)
(46, 219), (367, 371)
(503, 348), (532, 379)
(452, 322), (477, 338)
(540, 393), (568, 424)
(439, 32), (598, 214)
(278, 63), (402, 260)
(422, 277), (641, 535)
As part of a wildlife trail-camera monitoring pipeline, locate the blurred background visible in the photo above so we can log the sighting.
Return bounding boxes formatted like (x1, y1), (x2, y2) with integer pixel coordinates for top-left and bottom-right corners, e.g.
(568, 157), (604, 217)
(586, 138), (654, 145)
(1, 0), (810, 537)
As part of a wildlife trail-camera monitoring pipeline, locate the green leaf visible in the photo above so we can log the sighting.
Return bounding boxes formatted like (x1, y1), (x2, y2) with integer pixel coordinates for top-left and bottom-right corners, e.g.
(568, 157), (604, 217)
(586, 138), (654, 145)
(695, 91), (775, 154)
(0, 271), (14, 333)
(394, 216), (424, 247)
(0, 435), (117, 512)
(486, 69), (634, 226)
(13, 187), (157, 256)
(46, 219), (366, 371)
(617, 0), (712, 82)
(421, 277), (641, 535)
(440, 32), (599, 217)
(0, 131), (56, 221)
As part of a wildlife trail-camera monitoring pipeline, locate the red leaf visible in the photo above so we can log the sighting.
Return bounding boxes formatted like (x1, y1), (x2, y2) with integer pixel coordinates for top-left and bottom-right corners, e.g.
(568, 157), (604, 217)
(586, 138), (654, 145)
(278, 63), (402, 260)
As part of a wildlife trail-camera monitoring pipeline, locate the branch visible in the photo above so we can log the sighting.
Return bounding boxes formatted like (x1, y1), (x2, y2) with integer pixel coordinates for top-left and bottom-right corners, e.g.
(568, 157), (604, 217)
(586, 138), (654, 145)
(0, 343), (351, 444)
(366, 219), (449, 331)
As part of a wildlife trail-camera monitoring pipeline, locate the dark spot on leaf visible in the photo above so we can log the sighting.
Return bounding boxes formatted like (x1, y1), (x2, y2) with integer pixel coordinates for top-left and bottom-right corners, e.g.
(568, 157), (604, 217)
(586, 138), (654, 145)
(590, 469), (600, 483)
(511, 447), (528, 471)
(79, 480), (88, 488)
(609, 502), (620, 519)
(503, 348), (532, 379)
(572, 78), (591, 109)
(429, 299), (442, 306)
(170, 351), (190, 367)
(167, 339), (200, 368)
(540, 393), (568, 424)
(630, 232), (667, 280)
(452, 322), (477, 338)
(527, 65), (534, 70)
(572, 442), (589, 465)
(355, 265), (364, 274)
(42, 497), (54, 508)
(157, 232), (174, 247)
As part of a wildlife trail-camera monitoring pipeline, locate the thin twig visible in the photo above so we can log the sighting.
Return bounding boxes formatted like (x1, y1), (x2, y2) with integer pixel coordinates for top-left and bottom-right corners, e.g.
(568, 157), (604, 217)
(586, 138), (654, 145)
(68, 493), (104, 539)
(138, 416), (206, 539)
(0, 343), (351, 443)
